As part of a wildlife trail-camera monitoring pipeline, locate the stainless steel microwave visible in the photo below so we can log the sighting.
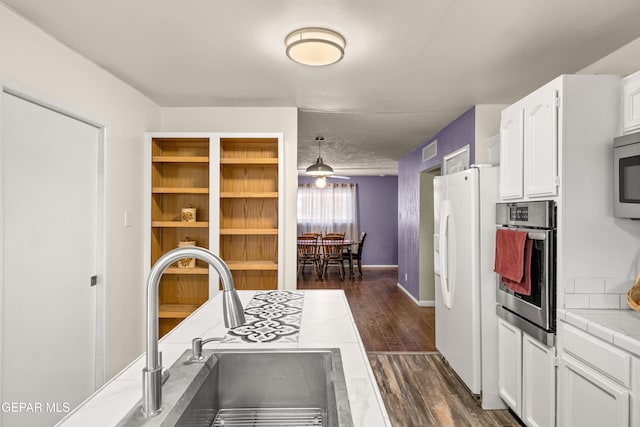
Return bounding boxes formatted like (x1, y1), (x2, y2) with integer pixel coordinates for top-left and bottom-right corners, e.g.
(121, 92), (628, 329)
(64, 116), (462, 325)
(614, 131), (640, 219)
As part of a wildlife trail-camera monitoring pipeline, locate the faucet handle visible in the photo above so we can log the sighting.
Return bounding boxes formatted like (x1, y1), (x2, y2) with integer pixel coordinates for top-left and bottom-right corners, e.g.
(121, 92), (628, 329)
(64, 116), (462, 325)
(191, 337), (223, 362)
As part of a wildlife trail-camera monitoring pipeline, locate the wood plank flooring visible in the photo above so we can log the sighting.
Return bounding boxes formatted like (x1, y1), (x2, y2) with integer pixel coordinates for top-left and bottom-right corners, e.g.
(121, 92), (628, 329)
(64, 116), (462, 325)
(297, 267), (521, 427)
(297, 268), (436, 351)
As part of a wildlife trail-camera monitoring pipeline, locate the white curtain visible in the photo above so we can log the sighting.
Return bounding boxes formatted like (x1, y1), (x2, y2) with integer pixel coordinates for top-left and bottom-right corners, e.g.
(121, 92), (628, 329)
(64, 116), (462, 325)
(297, 183), (358, 240)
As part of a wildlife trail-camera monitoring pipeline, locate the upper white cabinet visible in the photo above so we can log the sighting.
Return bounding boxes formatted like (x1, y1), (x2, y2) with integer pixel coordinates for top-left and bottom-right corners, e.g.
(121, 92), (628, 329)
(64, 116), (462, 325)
(526, 87), (559, 198)
(499, 74), (620, 202)
(500, 80), (558, 200)
(499, 106), (524, 199)
(623, 70), (640, 134)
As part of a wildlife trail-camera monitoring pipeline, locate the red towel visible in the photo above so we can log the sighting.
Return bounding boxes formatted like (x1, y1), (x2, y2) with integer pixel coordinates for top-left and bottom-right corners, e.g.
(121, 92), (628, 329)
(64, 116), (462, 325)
(501, 239), (533, 296)
(494, 229), (533, 296)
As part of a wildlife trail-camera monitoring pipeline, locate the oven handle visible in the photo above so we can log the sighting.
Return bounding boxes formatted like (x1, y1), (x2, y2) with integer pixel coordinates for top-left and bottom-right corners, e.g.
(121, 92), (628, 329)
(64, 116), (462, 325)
(497, 225), (550, 241)
(439, 201), (453, 309)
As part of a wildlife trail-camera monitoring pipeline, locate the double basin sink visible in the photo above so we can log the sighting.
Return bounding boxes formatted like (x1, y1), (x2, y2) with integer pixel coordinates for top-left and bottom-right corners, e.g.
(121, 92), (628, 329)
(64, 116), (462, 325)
(119, 348), (353, 427)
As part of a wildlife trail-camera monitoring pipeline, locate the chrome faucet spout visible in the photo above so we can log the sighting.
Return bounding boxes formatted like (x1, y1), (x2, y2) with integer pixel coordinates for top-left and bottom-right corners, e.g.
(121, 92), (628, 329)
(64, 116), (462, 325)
(142, 246), (245, 417)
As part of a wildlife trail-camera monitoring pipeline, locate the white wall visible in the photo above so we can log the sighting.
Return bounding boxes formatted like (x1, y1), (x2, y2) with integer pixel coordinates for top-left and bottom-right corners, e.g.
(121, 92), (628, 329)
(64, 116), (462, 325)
(160, 108), (298, 290)
(0, 4), (161, 378)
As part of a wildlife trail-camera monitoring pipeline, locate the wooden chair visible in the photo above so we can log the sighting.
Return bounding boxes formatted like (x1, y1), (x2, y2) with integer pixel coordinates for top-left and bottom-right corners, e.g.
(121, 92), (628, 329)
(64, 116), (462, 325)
(297, 236), (320, 278)
(344, 232), (367, 276)
(320, 236), (345, 280)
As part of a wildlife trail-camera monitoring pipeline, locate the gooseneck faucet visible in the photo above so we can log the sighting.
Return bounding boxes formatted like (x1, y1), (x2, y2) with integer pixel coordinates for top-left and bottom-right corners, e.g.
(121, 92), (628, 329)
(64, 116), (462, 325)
(142, 246), (246, 417)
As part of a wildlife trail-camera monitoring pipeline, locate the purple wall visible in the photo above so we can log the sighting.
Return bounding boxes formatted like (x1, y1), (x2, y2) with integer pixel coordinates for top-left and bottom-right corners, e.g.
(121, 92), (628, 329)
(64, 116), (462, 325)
(397, 107), (476, 299)
(297, 175), (398, 266)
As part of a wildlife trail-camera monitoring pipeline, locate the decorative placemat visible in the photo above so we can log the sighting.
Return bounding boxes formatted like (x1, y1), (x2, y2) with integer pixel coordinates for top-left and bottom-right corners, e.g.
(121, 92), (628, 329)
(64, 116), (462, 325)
(222, 290), (304, 343)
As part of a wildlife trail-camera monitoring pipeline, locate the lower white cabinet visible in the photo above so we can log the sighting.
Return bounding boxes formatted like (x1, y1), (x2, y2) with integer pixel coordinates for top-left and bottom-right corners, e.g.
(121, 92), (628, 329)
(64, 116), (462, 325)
(557, 353), (629, 427)
(557, 321), (634, 427)
(497, 318), (556, 426)
(498, 318), (522, 415)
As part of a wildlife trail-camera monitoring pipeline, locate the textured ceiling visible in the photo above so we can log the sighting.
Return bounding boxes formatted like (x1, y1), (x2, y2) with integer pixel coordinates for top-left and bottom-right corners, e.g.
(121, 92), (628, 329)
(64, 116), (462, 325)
(4, 0), (640, 173)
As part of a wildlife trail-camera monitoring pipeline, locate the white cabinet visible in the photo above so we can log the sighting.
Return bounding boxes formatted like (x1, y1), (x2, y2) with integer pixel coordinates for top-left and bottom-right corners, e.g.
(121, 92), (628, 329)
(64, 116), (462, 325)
(557, 321), (633, 427)
(499, 81), (558, 201)
(499, 74), (620, 202)
(497, 318), (555, 426)
(499, 106), (524, 199)
(498, 317), (522, 415)
(623, 70), (640, 134)
(558, 353), (629, 427)
(525, 87), (558, 198)
(522, 333), (556, 427)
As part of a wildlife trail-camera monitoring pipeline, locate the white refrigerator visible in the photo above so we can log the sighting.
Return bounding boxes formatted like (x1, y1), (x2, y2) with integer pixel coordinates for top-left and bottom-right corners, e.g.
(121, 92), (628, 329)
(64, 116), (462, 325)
(433, 165), (505, 410)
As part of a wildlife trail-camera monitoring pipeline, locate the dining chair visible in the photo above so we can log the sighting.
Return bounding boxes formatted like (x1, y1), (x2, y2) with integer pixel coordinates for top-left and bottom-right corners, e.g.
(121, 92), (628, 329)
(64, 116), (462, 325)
(297, 236), (320, 278)
(320, 236), (345, 280)
(344, 231), (367, 276)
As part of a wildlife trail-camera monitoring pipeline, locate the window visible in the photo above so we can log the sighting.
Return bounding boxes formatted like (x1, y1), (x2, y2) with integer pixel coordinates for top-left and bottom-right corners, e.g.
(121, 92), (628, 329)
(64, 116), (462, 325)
(297, 183), (358, 240)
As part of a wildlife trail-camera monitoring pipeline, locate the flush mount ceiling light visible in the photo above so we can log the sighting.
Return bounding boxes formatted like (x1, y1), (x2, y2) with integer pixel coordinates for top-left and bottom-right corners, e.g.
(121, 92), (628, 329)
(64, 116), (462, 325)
(285, 28), (346, 66)
(305, 136), (334, 176)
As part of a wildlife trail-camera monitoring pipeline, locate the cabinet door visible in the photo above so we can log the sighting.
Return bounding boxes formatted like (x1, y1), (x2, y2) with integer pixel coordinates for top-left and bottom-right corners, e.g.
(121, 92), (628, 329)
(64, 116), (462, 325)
(498, 318), (522, 416)
(522, 334), (556, 427)
(558, 353), (630, 427)
(525, 88), (558, 198)
(623, 72), (640, 133)
(499, 106), (524, 200)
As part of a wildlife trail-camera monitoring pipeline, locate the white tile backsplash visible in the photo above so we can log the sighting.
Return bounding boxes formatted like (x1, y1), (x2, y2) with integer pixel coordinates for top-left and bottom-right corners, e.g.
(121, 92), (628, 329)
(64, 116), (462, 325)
(564, 277), (633, 309)
(574, 278), (605, 294)
(589, 294), (621, 309)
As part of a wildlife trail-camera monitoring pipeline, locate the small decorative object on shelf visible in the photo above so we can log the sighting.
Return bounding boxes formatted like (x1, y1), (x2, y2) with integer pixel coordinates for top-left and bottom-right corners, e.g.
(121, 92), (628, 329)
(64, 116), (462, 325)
(627, 272), (640, 312)
(177, 237), (196, 268)
(181, 204), (197, 222)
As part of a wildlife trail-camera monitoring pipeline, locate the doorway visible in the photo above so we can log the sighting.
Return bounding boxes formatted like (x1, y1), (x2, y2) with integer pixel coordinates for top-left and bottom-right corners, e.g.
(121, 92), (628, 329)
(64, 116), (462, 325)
(0, 86), (106, 426)
(418, 167), (441, 305)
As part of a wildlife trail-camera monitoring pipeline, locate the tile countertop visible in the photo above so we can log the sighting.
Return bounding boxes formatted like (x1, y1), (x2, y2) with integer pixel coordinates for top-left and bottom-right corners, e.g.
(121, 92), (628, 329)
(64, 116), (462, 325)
(558, 308), (640, 356)
(56, 290), (391, 427)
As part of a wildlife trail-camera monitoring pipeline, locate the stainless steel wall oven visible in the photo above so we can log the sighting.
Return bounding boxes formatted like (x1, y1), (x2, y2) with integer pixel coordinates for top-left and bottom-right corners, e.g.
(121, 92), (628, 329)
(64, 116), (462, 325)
(495, 201), (556, 345)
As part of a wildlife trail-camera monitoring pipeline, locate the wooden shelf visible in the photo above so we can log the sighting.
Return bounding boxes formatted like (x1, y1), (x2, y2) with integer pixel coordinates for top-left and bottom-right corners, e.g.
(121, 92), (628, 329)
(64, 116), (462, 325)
(158, 304), (199, 319)
(152, 221), (209, 228)
(153, 156), (209, 163)
(226, 261), (279, 271)
(220, 192), (278, 198)
(220, 158), (278, 165)
(163, 266), (209, 275)
(220, 228), (278, 235)
(152, 187), (209, 194)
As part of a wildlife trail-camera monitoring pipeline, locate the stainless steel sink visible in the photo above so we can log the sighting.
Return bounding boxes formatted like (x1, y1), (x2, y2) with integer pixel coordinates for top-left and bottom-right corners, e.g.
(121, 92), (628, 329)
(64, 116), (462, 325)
(118, 348), (353, 427)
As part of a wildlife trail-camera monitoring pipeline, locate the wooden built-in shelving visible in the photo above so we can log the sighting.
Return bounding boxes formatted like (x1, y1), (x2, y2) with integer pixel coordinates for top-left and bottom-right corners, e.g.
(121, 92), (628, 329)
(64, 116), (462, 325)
(150, 136), (211, 337)
(219, 137), (279, 290)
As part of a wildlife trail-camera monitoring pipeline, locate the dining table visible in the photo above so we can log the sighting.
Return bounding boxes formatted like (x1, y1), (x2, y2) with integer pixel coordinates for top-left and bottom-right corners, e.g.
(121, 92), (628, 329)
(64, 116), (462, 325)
(296, 238), (357, 277)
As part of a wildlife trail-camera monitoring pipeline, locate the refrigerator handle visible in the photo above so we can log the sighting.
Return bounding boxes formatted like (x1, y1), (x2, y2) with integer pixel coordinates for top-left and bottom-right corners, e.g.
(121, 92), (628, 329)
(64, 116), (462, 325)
(439, 201), (453, 309)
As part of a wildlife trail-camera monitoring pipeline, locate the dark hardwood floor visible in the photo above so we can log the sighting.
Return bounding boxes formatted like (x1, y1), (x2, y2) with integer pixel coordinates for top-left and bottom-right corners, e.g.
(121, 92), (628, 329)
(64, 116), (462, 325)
(297, 267), (521, 427)
(297, 267), (436, 351)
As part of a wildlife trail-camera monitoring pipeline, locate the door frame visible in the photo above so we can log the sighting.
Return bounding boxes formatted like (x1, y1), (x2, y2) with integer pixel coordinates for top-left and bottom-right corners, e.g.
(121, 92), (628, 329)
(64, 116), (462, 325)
(0, 75), (109, 399)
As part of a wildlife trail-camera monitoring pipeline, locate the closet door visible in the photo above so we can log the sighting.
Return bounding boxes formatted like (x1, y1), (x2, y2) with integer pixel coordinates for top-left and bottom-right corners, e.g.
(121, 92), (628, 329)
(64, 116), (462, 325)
(1, 92), (100, 426)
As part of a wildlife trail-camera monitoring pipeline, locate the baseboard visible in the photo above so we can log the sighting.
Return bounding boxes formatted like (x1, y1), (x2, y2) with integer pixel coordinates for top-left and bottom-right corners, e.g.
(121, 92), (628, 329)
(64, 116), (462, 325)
(362, 265), (398, 270)
(396, 282), (435, 307)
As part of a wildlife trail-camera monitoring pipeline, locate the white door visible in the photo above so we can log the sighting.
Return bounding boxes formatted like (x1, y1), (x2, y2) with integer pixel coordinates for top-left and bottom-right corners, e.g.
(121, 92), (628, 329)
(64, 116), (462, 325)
(499, 106), (524, 200)
(498, 317), (523, 417)
(1, 92), (100, 426)
(434, 169), (481, 394)
(522, 333), (556, 427)
(558, 353), (629, 427)
(525, 87), (558, 198)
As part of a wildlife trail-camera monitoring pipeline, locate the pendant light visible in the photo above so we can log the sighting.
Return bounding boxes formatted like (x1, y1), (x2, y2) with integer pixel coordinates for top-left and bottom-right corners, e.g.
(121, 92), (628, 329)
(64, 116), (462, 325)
(305, 137), (334, 176)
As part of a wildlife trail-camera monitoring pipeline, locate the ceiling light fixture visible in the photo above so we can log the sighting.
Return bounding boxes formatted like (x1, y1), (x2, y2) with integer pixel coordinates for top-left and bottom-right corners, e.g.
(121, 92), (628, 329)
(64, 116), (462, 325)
(305, 136), (334, 176)
(315, 176), (327, 188)
(285, 28), (346, 66)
